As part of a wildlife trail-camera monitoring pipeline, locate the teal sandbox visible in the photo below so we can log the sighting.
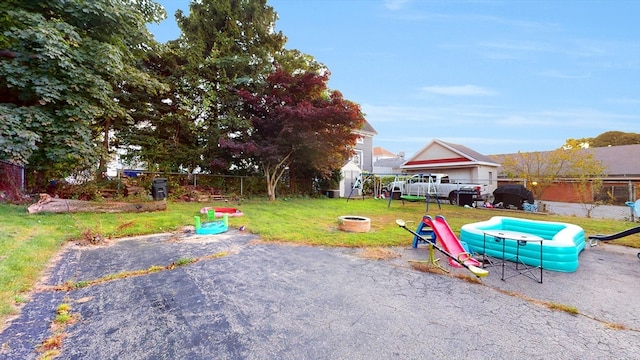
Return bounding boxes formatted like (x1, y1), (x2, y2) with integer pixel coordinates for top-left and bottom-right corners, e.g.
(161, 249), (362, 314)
(460, 216), (585, 272)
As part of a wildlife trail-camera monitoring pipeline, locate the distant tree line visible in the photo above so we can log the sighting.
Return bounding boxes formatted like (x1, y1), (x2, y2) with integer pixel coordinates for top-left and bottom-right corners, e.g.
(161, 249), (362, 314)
(580, 131), (640, 147)
(0, 0), (365, 200)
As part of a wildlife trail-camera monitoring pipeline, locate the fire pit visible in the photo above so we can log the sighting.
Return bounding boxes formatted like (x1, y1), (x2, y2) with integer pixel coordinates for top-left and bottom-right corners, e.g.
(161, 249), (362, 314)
(338, 216), (371, 233)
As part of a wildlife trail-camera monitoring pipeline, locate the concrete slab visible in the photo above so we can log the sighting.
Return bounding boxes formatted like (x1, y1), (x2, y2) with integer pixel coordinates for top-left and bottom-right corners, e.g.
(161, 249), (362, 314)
(1, 229), (639, 359)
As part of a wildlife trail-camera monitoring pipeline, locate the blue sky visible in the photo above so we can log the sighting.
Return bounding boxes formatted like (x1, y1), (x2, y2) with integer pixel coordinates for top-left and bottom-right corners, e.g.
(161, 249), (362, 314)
(148, 0), (640, 157)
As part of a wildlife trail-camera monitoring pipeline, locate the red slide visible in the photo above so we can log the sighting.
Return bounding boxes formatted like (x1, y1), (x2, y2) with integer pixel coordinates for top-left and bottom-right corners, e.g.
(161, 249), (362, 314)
(423, 215), (481, 268)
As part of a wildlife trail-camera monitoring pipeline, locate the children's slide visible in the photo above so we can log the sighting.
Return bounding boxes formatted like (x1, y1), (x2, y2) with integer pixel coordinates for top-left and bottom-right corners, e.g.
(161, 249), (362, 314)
(423, 215), (481, 268)
(588, 226), (640, 242)
(589, 226), (640, 260)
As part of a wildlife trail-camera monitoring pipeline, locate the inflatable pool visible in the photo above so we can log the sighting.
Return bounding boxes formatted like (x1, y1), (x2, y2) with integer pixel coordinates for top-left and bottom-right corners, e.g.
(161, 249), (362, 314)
(194, 214), (229, 235)
(196, 221), (228, 235)
(460, 216), (585, 272)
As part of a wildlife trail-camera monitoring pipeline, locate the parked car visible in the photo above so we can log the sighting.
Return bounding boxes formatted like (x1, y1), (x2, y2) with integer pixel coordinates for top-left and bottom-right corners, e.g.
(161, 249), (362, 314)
(386, 173), (490, 205)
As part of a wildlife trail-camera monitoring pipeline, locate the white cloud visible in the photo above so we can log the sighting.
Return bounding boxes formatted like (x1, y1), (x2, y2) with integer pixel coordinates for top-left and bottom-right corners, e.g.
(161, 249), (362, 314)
(420, 85), (498, 96)
(383, 0), (412, 11)
(494, 109), (640, 130)
(363, 103), (639, 131)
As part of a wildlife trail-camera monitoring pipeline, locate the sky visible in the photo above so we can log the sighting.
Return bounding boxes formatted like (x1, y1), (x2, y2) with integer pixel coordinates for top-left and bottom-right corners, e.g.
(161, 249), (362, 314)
(148, 0), (640, 157)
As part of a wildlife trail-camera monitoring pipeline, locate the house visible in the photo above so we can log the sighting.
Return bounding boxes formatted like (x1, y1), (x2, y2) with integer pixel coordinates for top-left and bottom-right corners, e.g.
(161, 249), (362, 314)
(371, 147), (404, 174)
(335, 120), (378, 197)
(372, 147), (405, 174)
(492, 144), (640, 204)
(373, 147), (398, 161)
(373, 157), (406, 175)
(351, 120), (378, 173)
(399, 139), (501, 193)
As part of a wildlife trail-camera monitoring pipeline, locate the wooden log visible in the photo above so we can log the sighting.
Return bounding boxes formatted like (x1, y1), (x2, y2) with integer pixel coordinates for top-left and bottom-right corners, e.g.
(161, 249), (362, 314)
(27, 194), (167, 214)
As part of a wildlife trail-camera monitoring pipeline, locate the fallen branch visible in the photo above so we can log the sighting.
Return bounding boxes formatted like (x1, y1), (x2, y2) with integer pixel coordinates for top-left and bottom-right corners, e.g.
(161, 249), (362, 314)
(27, 194), (166, 214)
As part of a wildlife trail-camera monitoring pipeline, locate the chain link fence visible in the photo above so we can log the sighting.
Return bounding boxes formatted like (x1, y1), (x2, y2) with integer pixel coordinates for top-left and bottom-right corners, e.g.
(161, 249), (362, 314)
(595, 181), (639, 205)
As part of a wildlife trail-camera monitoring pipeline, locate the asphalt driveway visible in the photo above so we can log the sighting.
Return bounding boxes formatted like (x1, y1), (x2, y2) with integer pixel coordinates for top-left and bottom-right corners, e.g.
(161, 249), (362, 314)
(1, 228), (639, 359)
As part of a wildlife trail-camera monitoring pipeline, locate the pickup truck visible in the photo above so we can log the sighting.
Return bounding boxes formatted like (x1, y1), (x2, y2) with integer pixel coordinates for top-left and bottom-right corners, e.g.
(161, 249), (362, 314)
(386, 173), (490, 205)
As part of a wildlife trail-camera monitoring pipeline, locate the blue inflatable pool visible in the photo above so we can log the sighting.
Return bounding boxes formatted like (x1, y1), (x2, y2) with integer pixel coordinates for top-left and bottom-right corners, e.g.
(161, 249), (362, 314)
(194, 214), (229, 235)
(460, 216), (585, 272)
(196, 221), (228, 235)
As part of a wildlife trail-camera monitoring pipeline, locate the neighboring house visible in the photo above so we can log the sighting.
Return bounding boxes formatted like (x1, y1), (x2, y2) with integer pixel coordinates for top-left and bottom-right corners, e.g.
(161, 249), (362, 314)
(492, 144), (640, 203)
(589, 144), (640, 180)
(351, 120), (378, 173)
(372, 147), (405, 174)
(373, 157), (406, 175)
(336, 120), (378, 197)
(373, 147), (398, 161)
(106, 147), (147, 178)
(399, 139), (501, 193)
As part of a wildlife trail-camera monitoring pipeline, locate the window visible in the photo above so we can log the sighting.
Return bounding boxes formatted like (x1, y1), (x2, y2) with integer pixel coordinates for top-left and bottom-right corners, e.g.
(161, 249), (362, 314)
(352, 150), (363, 168)
(356, 136), (364, 144)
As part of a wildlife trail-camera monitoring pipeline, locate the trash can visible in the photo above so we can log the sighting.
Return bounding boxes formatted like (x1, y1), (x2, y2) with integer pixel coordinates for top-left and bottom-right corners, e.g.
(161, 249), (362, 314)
(151, 178), (167, 200)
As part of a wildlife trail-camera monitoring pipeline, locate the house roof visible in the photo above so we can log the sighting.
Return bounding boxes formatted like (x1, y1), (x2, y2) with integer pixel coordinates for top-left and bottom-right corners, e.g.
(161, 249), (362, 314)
(373, 147), (396, 158)
(490, 144), (640, 178)
(401, 139), (500, 170)
(342, 159), (361, 171)
(591, 144), (640, 176)
(355, 120), (378, 136)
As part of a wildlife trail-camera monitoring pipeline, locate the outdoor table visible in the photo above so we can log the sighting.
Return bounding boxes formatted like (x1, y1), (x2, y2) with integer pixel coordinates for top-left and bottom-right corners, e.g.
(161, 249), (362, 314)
(483, 230), (544, 283)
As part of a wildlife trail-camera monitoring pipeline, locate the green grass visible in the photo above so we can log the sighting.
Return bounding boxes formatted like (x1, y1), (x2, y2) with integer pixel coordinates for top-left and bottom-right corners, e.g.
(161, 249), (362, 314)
(1, 197), (639, 325)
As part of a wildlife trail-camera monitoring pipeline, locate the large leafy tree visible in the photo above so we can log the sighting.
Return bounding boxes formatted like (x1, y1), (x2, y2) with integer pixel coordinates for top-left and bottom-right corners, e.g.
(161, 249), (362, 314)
(0, 0), (166, 184)
(114, 47), (202, 173)
(496, 139), (606, 204)
(163, 0), (286, 173)
(588, 131), (640, 147)
(120, 0), (288, 174)
(227, 68), (366, 200)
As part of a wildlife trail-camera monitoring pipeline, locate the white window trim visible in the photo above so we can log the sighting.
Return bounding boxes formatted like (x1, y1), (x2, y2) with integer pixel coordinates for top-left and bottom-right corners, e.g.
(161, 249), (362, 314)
(352, 149), (363, 168)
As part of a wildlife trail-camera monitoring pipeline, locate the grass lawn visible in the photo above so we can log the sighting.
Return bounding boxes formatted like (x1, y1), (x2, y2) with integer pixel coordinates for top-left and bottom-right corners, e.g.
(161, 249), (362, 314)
(1, 197), (639, 325)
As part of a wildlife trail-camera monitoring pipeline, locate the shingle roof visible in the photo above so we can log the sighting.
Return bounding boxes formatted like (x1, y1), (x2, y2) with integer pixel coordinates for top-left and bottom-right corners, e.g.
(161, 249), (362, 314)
(439, 140), (499, 164)
(490, 144), (640, 177)
(356, 120), (377, 136)
(591, 144), (640, 176)
(373, 147), (396, 158)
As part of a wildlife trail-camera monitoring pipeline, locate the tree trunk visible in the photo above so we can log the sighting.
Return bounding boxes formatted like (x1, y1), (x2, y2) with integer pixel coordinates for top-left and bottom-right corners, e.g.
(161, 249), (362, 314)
(267, 181), (276, 201)
(98, 117), (111, 178)
(27, 194), (167, 214)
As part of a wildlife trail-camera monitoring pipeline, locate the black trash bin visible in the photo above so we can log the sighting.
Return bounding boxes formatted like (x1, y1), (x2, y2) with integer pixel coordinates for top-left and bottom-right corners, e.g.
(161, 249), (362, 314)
(454, 191), (474, 207)
(151, 178), (168, 200)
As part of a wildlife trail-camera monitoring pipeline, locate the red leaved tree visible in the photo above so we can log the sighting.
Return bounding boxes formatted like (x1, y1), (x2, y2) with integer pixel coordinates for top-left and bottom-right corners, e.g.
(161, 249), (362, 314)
(227, 68), (365, 200)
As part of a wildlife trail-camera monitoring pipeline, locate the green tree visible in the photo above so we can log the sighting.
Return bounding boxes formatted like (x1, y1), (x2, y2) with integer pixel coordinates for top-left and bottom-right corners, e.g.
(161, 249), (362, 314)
(114, 47), (202, 173)
(589, 131), (640, 147)
(0, 0), (166, 185)
(228, 68), (366, 200)
(165, 0), (286, 173)
(497, 139), (606, 209)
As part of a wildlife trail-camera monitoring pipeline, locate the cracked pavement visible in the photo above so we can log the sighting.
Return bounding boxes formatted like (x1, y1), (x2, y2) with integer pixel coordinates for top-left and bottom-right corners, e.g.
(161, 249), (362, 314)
(1, 229), (639, 359)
